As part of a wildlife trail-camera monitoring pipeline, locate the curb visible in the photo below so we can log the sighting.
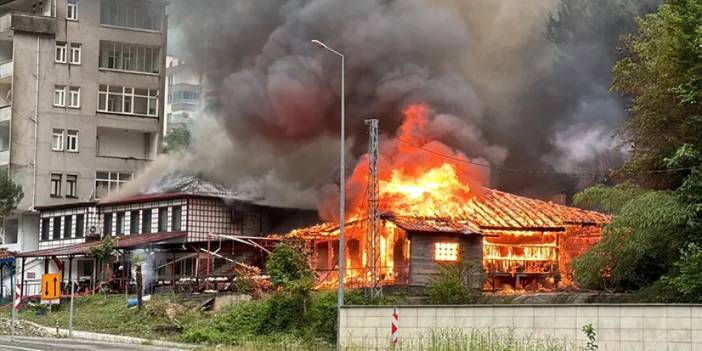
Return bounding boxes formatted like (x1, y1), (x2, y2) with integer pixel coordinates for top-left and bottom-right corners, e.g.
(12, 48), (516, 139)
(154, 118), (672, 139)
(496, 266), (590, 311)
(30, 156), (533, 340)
(35, 323), (197, 350)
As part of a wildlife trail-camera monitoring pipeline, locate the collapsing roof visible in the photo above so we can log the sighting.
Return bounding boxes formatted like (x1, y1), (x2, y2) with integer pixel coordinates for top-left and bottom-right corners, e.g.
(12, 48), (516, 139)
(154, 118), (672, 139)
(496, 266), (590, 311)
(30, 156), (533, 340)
(289, 188), (610, 238)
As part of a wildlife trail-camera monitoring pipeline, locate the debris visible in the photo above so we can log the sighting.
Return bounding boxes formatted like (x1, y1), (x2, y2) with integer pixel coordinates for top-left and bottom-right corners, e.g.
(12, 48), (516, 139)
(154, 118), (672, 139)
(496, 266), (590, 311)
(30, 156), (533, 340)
(0, 318), (54, 337)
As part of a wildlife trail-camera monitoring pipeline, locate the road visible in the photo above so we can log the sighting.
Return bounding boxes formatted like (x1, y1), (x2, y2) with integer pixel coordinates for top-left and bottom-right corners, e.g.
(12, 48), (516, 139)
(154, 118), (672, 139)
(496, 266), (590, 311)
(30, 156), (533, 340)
(0, 336), (187, 351)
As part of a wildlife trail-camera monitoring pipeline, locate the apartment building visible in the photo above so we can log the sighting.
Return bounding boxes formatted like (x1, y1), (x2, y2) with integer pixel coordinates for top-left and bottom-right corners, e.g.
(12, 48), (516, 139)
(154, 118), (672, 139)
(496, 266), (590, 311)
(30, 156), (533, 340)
(164, 56), (202, 134)
(0, 0), (167, 269)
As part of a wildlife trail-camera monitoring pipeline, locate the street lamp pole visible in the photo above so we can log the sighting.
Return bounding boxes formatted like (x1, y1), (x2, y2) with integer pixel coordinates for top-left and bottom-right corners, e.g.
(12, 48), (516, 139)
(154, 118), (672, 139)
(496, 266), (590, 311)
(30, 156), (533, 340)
(311, 39), (345, 349)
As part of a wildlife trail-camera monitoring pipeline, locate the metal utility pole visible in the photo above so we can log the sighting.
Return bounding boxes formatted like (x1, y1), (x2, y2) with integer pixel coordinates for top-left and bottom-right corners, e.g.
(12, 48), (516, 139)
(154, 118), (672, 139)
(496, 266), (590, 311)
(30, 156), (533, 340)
(311, 39), (346, 350)
(365, 119), (382, 299)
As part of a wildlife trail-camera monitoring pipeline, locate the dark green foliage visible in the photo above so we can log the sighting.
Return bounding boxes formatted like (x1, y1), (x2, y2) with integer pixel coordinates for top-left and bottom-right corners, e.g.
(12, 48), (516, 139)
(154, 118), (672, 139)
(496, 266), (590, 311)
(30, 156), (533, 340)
(426, 261), (482, 305)
(662, 243), (702, 302)
(0, 172), (23, 222)
(573, 190), (691, 291)
(582, 323), (598, 351)
(163, 127), (191, 154)
(573, 182), (647, 214)
(613, 0), (702, 188)
(90, 236), (116, 260)
(266, 243), (314, 290)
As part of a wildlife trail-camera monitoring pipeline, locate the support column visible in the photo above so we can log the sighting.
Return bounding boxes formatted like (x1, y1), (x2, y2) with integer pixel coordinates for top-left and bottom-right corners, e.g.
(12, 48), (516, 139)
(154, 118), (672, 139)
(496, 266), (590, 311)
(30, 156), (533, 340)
(20, 257), (25, 298)
(44, 259), (49, 274)
(68, 257), (73, 290)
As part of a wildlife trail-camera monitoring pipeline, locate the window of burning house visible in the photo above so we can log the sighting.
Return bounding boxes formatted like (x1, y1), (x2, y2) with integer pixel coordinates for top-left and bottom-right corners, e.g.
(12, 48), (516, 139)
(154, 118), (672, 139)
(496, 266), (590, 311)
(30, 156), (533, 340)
(434, 242), (459, 262)
(98, 85), (159, 117)
(142, 210), (152, 234)
(172, 206), (182, 231)
(77, 260), (93, 280)
(130, 210), (140, 234)
(41, 218), (49, 241)
(100, 0), (163, 31)
(158, 207), (168, 232)
(75, 214), (84, 238)
(99, 41), (160, 74)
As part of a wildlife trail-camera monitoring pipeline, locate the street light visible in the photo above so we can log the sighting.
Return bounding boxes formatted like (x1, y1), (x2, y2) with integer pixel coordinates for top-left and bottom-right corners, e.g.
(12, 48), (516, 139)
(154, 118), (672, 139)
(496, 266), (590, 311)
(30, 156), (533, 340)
(311, 39), (345, 349)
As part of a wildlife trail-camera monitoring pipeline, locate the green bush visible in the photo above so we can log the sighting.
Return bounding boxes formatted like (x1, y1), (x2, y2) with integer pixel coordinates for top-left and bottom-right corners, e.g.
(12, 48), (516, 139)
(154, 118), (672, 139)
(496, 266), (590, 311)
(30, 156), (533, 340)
(266, 242), (314, 290)
(662, 243), (702, 302)
(426, 261), (482, 304)
(184, 300), (270, 343)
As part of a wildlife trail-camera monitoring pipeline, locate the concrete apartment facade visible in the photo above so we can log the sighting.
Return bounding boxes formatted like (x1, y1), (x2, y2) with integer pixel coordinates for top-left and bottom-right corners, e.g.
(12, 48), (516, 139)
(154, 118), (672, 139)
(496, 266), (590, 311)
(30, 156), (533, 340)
(0, 0), (167, 285)
(164, 55), (201, 134)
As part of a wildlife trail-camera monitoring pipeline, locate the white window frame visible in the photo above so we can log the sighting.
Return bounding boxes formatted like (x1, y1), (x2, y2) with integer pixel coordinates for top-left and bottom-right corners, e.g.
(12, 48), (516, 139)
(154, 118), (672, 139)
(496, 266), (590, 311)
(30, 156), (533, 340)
(68, 87), (81, 108)
(69, 43), (82, 65)
(434, 242), (459, 262)
(99, 41), (161, 74)
(95, 171), (132, 200)
(51, 129), (64, 151)
(55, 42), (67, 63)
(66, 130), (79, 152)
(98, 85), (159, 117)
(66, 0), (78, 21)
(54, 86), (66, 107)
(50, 173), (62, 197)
(66, 174), (78, 198)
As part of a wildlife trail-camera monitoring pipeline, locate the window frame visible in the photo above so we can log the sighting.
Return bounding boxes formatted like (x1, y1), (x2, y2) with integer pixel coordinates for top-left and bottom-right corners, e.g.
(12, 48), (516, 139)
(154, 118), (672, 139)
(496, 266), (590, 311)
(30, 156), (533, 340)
(172, 206), (182, 232)
(434, 242), (459, 262)
(64, 215), (73, 239)
(97, 84), (159, 117)
(54, 86), (66, 107)
(142, 209), (152, 234)
(66, 0), (78, 21)
(52, 217), (62, 240)
(66, 130), (79, 152)
(65, 174), (78, 198)
(158, 207), (168, 232)
(55, 42), (67, 63)
(103, 212), (113, 236)
(75, 214), (84, 238)
(116, 212), (125, 236)
(50, 173), (62, 197)
(69, 43), (82, 65)
(51, 129), (64, 151)
(130, 210), (140, 234)
(68, 87), (81, 108)
(41, 218), (50, 240)
(95, 171), (132, 200)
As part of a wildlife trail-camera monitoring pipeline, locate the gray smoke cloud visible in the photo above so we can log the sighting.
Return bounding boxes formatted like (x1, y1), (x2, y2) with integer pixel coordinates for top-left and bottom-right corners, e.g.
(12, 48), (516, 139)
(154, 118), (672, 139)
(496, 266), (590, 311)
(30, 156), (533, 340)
(150, 0), (663, 210)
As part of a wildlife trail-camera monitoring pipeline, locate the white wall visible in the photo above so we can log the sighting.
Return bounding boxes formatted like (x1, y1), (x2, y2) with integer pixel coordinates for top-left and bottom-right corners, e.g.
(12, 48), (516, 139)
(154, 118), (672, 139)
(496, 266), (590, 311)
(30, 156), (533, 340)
(340, 305), (702, 351)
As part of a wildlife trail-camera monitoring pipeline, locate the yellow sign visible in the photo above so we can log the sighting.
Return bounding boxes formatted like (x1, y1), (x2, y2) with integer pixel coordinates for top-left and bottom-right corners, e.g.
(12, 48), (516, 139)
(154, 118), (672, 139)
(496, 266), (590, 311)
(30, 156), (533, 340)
(41, 273), (62, 301)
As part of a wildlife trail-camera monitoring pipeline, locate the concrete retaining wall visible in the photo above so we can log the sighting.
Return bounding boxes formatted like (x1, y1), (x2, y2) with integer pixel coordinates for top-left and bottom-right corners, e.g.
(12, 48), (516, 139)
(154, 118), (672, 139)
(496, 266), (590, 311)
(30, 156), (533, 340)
(340, 304), (702, 350)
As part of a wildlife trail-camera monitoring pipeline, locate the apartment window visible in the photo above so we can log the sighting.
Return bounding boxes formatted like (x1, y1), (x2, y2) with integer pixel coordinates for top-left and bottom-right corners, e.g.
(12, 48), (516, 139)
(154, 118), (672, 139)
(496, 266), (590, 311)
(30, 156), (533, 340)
(98, 85), (159, 117)
(66, 130), (79, 152)
(53, 217), (61, 240)
(158, 207), (168, 232)
(64, 215), (73, 239)
(142, 210), (152, 234)
(100, 0), (163, 31)
(51, 129), (64, 151)
(50, 173), (62, 197)
(66, 0), (78, 21)
(434, 242), (459, 262)
(54, 86), (66, 107)
(95, 171), (132, 199)
(99, 41), (161, 74)
(172, 206), (182, 232)
(69, 44), (82, 64)
(68, 87), (81, 108)
(66, 174), (77, 197)
(103, 213), (112, 235)
(116, 212), (125, 236)
(41, 218), (50, 240)
(55, 42), (67, 63)
(130, 210), (140, 234)
(171, 91), (199, 104)
(75, 214), (84, 238)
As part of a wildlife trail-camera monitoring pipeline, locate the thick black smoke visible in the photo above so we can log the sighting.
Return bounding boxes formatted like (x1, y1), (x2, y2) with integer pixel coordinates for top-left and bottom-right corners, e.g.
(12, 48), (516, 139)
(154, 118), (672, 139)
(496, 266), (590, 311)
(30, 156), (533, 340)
(162, 0), (661, 207)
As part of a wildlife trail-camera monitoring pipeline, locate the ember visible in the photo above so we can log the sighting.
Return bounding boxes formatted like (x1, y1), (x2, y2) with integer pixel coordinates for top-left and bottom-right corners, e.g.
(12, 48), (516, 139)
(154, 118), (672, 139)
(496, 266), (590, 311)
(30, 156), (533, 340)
(290, 103), (610, 292)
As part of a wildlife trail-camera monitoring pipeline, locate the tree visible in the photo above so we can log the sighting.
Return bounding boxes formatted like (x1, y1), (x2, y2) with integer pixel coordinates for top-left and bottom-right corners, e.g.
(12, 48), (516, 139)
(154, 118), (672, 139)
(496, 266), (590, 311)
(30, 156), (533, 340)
(426, 261), (482, 304)
(265, 242), (313, 290)
(612, 0), (702, 188)
(0, 172), (23, 225)
(662, 243), (702, 302)
(163, 127), (191, 153)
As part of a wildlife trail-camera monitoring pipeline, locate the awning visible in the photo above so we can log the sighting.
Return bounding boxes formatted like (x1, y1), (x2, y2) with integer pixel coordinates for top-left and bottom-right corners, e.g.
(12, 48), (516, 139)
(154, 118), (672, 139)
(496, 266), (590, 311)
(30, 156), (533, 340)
(17, 231), (187, 258)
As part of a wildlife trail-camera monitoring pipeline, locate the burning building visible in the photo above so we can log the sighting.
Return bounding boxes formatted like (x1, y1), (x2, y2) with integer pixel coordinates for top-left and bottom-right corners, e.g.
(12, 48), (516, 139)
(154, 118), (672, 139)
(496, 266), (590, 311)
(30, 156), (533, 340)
(289, 105), (610, 291)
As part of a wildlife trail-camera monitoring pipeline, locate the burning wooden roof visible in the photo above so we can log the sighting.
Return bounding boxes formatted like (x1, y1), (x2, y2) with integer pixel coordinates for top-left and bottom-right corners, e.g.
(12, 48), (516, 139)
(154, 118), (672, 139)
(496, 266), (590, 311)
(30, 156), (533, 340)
(289, 188), (610, 238)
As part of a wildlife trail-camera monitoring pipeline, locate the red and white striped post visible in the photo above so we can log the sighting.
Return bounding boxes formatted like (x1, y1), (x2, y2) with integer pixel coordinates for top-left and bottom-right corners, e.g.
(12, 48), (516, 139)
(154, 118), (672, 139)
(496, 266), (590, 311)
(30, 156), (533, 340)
(391, 308), (399, 346)
(14, 283), (20, 310)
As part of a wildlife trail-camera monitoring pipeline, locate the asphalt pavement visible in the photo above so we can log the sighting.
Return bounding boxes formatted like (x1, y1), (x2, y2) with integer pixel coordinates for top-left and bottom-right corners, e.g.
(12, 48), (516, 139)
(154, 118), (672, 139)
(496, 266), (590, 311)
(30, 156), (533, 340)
(0, 336), (187, 351)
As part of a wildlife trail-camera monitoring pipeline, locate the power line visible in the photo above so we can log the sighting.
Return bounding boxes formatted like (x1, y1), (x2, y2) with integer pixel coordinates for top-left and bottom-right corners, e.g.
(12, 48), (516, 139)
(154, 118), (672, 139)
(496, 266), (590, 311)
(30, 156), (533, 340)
(378, 129), (696, 178)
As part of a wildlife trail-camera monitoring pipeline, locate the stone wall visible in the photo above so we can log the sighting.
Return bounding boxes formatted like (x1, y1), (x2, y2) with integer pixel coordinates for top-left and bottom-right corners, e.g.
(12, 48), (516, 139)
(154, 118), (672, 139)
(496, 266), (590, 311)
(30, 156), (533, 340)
(340, 304), (702, 350)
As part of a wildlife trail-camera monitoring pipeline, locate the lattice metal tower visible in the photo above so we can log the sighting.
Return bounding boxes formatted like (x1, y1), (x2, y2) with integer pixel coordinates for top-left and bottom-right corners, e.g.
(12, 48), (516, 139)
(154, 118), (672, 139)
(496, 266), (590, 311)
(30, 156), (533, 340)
(365, 119), (382, 299)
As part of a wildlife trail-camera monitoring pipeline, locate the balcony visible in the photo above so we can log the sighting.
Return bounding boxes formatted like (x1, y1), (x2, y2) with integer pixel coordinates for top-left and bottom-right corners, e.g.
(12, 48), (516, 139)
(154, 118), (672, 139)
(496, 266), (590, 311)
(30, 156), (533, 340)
(0, 12), (55, 36)
(0, 105), (9, 122)
(0, 61), (11, 83)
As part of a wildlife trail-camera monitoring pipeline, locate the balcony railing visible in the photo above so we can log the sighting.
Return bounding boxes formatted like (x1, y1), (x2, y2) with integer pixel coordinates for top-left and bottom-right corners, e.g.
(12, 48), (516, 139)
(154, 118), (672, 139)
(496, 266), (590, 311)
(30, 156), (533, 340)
(0, 105), (10, 122)
(0, 12), (55, 35)
(0, 61), (12, 80)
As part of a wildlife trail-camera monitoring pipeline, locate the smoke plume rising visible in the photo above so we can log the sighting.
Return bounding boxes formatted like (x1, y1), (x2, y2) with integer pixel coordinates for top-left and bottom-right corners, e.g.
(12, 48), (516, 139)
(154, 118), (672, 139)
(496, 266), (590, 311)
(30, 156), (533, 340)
(144, 0), (663, 214)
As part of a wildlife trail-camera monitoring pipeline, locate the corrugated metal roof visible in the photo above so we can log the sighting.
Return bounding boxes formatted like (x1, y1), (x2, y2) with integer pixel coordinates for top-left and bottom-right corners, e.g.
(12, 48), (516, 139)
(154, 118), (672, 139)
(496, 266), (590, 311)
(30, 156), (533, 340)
(17, 231), (187, 257)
